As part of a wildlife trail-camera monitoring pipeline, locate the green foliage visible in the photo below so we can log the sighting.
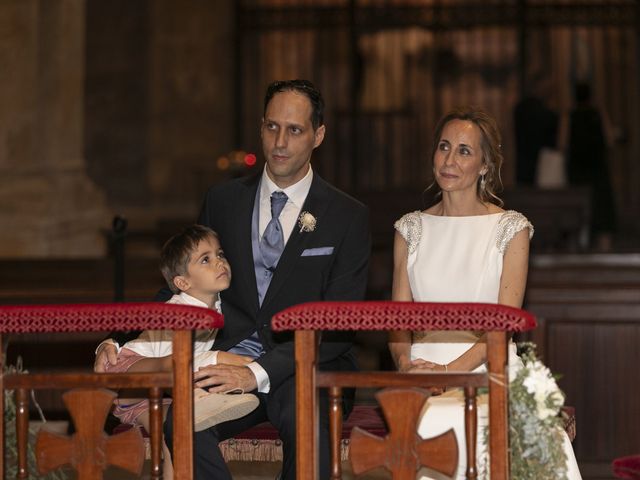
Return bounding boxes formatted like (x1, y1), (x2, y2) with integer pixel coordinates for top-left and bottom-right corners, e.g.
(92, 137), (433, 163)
(3, 360), (68, 480)
(483, 343), (568, 479)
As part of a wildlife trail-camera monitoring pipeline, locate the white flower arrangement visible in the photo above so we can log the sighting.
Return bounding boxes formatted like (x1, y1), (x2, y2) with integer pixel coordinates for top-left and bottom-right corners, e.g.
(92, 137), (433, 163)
(298, 211), (317, 233)
(483, 343), (568, 479)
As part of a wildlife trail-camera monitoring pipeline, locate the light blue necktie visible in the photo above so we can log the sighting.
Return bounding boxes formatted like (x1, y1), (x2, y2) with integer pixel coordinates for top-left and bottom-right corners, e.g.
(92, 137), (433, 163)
(226, 191), (288, 360)
(259, 191), (288, 271)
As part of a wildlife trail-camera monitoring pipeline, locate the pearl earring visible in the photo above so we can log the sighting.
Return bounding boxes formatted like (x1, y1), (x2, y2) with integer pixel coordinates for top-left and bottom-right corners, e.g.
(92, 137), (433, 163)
(480, 174), (486, 191)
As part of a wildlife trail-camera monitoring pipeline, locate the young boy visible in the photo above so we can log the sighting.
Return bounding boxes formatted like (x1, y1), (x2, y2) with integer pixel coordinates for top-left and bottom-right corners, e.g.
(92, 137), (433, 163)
(104, 225), (259, 471)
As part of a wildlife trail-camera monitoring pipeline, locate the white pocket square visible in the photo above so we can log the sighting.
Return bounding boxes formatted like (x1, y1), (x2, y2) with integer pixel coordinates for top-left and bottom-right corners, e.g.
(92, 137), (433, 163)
(301, 247), (334, 257)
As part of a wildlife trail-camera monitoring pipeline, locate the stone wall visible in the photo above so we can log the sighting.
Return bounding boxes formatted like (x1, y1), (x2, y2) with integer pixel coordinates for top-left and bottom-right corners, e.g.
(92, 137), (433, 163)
(0, 0), (236, 257)
(0, 0), (109, 257)
(84, 0), (237, 231)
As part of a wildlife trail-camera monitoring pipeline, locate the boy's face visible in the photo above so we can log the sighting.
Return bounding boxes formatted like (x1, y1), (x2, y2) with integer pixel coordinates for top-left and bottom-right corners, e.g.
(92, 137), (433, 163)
(177, 235), (231, 299)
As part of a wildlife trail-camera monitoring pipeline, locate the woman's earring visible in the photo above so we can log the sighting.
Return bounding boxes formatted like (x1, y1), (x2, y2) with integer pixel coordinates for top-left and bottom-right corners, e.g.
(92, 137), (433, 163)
(480, 174), (486, 192)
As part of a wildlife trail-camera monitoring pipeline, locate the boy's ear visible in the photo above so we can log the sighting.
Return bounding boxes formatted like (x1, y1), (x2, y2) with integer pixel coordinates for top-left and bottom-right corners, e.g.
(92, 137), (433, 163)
(173, 275), (190, 292)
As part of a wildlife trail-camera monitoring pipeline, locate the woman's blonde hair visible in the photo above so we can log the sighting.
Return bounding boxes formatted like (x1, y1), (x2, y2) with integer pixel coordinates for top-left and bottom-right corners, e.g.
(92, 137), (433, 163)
(428, 107), (504, 206)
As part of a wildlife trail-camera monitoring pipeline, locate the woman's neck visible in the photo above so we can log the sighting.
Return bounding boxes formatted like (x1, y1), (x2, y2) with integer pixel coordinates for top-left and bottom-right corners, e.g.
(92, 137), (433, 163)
(436, 191), (491, 217)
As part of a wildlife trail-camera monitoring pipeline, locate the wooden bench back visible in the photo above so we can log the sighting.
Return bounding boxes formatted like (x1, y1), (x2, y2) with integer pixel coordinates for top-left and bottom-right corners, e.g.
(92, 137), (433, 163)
(272, 301), (536, 480)
(0, 302), (222, 480)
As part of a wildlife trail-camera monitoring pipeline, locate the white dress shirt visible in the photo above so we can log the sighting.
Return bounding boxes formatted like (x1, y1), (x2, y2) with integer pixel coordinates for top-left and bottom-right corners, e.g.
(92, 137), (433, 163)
(247, 165), (313, 393)
(259, 165), (313, 243)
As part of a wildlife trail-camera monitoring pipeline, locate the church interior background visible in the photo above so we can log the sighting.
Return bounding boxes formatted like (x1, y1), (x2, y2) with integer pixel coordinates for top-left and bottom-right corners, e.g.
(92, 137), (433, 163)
(1, 0), (639, 478)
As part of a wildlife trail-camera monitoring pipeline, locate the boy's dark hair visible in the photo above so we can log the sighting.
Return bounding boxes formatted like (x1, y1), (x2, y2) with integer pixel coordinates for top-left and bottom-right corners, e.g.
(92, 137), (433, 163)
(160, 224), (219, 294)
(264, 79), (324, 130)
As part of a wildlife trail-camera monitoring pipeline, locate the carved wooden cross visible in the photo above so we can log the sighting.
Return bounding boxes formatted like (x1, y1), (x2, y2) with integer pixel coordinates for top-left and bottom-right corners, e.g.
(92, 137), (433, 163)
(36, 389), (145, 479)
(350, 388), (458, 479)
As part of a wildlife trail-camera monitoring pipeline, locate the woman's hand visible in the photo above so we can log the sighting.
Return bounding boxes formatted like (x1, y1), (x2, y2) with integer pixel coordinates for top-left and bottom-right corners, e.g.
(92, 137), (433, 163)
(407, 359), (447, 373)
(405, 359), (447, 395)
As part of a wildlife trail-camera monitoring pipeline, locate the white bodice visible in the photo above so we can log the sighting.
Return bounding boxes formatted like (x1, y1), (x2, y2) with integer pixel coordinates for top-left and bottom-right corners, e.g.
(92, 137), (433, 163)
(395, 210), (582, 480)
(395, 210), (533, 350)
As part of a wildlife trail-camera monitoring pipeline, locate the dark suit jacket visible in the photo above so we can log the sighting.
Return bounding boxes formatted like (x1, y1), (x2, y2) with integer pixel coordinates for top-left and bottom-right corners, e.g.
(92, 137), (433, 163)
(197, 171), (371, 390)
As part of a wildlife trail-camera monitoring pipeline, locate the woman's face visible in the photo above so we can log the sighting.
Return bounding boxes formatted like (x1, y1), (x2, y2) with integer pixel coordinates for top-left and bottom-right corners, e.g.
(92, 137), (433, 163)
(433, 119), (487, 196)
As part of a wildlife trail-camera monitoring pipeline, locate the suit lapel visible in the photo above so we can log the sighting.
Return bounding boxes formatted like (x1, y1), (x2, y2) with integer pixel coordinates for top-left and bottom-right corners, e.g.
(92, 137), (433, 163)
(234, 174), (261, 312)
(260, 174), (331, 309)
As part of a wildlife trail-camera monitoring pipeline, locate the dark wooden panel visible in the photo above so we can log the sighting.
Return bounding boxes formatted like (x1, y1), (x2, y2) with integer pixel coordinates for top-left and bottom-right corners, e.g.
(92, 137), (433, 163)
(545, 321), (640, 458)
(525, 254), (640, 479)
(0, 258), (166, 417)
(0, 258), (165, 304)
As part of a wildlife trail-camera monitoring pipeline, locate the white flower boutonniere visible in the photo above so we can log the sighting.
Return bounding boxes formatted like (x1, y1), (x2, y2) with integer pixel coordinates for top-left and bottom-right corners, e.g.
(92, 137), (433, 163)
(298, 211), (317, 233)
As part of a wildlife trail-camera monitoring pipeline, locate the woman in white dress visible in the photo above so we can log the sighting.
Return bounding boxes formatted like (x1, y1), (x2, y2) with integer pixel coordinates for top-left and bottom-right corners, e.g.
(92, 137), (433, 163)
(389, 108), (581, 479)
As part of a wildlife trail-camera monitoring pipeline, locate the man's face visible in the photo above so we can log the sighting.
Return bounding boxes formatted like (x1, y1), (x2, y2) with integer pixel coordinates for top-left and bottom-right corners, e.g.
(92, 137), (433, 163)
(261, 90), (325, 189)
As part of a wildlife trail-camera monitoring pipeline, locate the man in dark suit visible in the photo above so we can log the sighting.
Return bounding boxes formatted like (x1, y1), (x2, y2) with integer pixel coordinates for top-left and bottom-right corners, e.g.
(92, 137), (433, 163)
(97, 79), (370, 479)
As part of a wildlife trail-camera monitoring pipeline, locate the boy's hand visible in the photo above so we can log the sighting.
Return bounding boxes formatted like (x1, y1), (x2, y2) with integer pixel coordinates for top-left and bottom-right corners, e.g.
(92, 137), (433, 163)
(194, 364), (257, 393)
(94, 343), (118, 372)
(216, 351), (253, 366)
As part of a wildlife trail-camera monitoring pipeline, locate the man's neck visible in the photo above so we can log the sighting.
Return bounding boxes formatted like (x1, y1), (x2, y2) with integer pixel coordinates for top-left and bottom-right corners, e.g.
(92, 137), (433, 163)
(264, 164), (311, 190)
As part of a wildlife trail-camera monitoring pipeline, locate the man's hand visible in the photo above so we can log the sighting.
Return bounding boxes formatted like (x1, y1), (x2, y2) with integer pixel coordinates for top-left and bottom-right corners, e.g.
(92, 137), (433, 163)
(194, 364), (258, 393)
(94, 342), (118, 372)
(216, 351), (253, 366)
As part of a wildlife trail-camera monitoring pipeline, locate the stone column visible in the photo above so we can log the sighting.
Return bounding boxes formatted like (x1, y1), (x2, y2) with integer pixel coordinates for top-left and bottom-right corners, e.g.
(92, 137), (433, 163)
(0, 0), (109, 257)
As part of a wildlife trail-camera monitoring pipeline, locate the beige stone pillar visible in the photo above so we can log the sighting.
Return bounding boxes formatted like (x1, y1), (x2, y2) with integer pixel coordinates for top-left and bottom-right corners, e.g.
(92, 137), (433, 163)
(0, 0), (109, 257)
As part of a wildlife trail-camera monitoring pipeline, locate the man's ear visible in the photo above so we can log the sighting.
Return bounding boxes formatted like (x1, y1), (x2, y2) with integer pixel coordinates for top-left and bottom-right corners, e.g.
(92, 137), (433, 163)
(313, 124), (326, 148)
(173, 275), (190, 292)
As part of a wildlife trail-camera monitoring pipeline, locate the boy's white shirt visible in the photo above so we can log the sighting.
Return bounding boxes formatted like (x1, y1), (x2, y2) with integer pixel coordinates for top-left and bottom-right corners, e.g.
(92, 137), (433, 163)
(122, 292), (219, 360)
(97, 292), (270, 388)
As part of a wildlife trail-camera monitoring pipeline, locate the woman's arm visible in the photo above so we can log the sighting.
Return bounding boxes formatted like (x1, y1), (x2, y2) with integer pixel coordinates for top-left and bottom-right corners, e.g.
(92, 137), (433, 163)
(497, 228), (530, 308)
(388, 231), (414, 372)
(445, 227), (531, 372)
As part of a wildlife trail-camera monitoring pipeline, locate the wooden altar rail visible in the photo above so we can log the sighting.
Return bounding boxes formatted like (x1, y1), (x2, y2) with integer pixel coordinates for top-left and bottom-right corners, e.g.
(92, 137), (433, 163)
(0, 303), (222, 480)
(2, 253), (639, 477)
(524, 254), (640, 479)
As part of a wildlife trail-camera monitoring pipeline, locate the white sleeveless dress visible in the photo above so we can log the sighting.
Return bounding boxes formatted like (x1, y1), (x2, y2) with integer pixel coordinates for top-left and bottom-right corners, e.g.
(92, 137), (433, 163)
(394, 210), (581, 480)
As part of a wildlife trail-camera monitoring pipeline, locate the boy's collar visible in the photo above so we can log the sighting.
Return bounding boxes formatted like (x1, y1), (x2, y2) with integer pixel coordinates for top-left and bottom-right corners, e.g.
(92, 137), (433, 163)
(177, 291), (210, 309)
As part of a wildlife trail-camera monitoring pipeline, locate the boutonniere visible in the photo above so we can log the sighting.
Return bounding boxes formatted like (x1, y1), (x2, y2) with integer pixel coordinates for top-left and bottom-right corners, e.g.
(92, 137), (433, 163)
(298, 211), (317, 233)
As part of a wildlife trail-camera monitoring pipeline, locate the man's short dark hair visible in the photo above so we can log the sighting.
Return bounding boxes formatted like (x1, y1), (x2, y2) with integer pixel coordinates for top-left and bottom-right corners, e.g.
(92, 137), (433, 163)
(264, 79), (324, 130)
(159, 224), (219, 294)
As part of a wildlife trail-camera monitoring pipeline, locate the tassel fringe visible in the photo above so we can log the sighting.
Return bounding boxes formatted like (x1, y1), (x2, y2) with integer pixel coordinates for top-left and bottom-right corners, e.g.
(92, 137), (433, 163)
(219, 438), (352, 462)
